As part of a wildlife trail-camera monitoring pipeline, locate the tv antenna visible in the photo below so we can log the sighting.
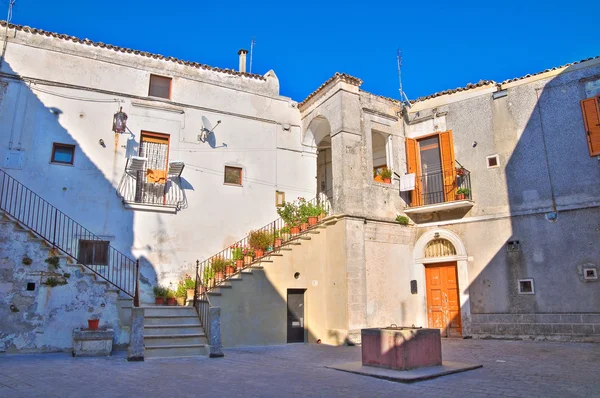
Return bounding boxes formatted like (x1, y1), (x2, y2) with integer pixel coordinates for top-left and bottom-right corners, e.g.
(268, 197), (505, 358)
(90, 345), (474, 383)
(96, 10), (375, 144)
(249, 37), (256, 74)
(0, 0), (16, 66)
(397, 49), (411, 107)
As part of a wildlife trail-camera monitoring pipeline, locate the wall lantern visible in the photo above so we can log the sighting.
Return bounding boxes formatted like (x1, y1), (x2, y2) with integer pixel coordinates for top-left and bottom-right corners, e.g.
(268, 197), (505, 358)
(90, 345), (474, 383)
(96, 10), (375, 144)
(112, 107), (128, 134)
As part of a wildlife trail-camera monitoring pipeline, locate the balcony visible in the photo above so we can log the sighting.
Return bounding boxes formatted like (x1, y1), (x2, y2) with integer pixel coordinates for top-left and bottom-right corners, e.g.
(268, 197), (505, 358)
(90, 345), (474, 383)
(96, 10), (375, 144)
(117, 157), (187, 213)
(404, 167), (473, 216)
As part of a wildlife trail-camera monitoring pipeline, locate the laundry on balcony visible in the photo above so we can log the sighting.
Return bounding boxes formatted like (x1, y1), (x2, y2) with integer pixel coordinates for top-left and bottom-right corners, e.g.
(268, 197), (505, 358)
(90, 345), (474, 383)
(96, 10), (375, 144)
(399, 173), (416, 192)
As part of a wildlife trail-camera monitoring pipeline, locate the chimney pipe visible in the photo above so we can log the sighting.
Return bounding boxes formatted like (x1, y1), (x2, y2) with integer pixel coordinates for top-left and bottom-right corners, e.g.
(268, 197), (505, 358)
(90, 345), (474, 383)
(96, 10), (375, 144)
(238, 49), (248, 73)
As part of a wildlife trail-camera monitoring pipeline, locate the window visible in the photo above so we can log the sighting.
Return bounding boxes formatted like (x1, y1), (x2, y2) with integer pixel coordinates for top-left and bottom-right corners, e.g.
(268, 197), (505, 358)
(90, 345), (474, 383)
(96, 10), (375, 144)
(518, 279), (534, 295)
(224, 166), (242, 186)
(276, 191), (285, 207)
(51, 143), (75, 165)
(137, 132), (170, 205)
(486, 154), (499, 168)
(583, 267), (598, 281)
(148, 74), (172, 99)
(78, 240), (109, 265)
(580, 96), (600, 156)
(372, 131), (392, 183)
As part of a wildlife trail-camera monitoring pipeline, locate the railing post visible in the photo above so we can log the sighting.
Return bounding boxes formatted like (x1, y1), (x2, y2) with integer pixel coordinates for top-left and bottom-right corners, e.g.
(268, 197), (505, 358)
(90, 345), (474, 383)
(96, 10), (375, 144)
(193, 259), (199, 308)
(52, 208), (57, 247)
(133, 259), (140, 308)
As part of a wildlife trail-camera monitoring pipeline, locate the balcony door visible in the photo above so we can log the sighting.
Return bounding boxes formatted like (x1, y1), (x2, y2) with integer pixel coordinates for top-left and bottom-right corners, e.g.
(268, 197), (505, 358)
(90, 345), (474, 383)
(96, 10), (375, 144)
(406, 131), (456, 207)
(137, 132), (170, 205)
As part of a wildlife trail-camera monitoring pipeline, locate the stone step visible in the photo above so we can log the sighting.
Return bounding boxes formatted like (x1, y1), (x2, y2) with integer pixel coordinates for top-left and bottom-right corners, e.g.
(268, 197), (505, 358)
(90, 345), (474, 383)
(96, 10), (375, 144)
(144, 315), (201, 326)
(308, 230), (321, 234)
(280, 247), (293, 251)
(144, 334), (206, 346)
(144, 324), (205, 336)
(269, 253), (284, 256)
(299, 236), (312, 240)
(144, 344), (207, 358)
(143, 306), (197, 317)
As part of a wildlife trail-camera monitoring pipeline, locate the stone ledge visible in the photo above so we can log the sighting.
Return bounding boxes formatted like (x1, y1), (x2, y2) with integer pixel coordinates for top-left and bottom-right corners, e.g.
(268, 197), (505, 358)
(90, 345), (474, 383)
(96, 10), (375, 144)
(73, 328), (114, 357)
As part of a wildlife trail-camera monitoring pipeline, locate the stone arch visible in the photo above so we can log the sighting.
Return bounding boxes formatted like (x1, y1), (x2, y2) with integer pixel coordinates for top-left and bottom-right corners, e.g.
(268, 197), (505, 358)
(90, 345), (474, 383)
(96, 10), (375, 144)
(304, 116), (334, 209)
(303, 115), (332, 151)
(411, 228), (472, 336)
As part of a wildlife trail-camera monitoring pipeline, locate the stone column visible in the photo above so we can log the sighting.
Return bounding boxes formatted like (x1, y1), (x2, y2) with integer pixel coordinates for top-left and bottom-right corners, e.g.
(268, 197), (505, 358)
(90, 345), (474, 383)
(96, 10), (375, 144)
(127, 307), (144, 361)
(209, 306), (224, 358)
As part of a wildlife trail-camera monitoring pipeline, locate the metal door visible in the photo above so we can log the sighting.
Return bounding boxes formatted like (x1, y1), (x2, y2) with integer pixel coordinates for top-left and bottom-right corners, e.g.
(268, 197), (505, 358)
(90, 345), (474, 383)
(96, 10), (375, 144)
(287, 289), (305, 343)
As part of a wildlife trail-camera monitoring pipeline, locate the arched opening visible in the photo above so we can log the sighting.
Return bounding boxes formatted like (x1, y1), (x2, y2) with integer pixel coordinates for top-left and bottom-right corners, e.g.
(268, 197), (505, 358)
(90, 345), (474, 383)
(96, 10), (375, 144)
(425, 238), (457, 258)
(305, 117), (333, 207)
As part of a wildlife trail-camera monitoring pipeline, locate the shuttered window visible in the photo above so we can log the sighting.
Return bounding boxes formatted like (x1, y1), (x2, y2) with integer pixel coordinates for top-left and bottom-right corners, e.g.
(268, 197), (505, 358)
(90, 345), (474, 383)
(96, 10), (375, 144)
(78, 240), (109, 265)
(439, 131), (456, 202)
(148, 75), (172, 99)
(580, 97), (600, 156)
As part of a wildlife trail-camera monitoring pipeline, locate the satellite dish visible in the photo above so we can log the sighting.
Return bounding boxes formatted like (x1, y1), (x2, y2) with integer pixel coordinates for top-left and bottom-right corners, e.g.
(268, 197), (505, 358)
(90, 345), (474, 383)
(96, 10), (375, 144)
(199, 116), (221, 143)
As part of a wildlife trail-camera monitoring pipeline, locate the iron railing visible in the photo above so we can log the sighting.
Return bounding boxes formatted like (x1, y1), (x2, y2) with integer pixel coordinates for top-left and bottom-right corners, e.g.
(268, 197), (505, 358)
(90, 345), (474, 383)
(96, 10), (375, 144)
(0, 168), (139, 303)
(117, 173), (187, 210)
(408, 167), (472, 207)
(192, 191), (333, 337)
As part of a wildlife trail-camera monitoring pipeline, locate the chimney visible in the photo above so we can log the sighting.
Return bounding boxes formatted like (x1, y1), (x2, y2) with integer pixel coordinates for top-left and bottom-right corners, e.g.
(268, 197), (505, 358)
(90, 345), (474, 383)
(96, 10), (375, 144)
(238, 49), (248, 73)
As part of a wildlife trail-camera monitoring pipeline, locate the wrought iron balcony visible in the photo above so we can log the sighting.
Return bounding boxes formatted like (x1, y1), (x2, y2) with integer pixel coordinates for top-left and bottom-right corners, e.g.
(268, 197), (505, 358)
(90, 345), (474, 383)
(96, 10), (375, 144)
(117, 157), (187, 212)
(404, 167), (473, 214)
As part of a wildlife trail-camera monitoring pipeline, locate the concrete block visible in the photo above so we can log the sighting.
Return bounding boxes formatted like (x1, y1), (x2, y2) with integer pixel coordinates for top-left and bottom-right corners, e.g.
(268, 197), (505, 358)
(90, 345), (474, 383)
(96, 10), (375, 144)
(560, 314), (582, 324)
(72, 328), (114, 357)
(551, 324), (574, 334)
(127, 307), (144, 361)
(572, 325), (594, 335)
(209, 306), (223, 358)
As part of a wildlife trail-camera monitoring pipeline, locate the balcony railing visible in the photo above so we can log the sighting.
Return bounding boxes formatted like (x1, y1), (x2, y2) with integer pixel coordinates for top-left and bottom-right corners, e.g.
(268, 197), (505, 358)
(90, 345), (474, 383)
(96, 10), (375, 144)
(116, 158), (187, 210)
(408, 167), (472, 208)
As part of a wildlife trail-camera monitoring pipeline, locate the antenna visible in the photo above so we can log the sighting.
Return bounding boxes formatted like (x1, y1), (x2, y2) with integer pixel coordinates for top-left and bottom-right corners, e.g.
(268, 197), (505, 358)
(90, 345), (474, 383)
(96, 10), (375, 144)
(0, 0), (16, 66)
(397, 49), (411, 107)
(249, 37), (256, 74)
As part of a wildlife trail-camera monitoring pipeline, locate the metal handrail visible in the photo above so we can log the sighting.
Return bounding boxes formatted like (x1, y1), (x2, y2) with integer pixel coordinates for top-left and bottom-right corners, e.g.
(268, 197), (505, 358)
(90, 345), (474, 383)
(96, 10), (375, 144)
(117, 173), (187, 210)
(0, 168), (139, 303)
(407, 164), (472, 207)
(192, 191), (333, 336)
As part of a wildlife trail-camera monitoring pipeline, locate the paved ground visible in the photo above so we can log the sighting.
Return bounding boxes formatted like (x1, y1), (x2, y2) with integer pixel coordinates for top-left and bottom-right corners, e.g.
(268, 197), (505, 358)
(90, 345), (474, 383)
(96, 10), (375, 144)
(0, 339), (599, 397)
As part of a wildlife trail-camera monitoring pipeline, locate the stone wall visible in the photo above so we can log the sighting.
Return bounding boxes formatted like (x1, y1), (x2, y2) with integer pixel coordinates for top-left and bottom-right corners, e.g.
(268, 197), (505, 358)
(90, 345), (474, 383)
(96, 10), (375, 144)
(0, 218), (130, 353)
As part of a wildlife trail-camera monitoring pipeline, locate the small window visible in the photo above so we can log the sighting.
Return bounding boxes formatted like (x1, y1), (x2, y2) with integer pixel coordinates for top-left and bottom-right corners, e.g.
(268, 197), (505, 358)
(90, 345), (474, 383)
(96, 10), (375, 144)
(518, 279), (534, 295)
(78, 240), (109, 265)
(51, 143), (75, 165)
(486, 154), (499, 168)
(583, 267), (598, 281)
(507, 240), (520, 252)
(276, 191), (285, 207)
(224, 166), (242, 186)
(148, 74), (172, 99)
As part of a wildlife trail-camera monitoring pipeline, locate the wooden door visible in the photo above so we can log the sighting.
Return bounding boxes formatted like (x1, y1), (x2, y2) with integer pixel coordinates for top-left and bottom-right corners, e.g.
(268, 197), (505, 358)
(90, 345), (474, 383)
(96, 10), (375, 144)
(425, 262), (462, 337)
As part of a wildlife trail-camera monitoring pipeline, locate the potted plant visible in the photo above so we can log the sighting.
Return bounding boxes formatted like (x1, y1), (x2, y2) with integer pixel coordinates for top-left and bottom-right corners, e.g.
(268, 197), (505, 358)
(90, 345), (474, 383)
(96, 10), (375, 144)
(242, 246), (255, 265)
(277, 201), (298, 228)
(202, 267), (215, 290)
(456, 167), (467, 176)
(249, 230), (273, 258)
(280, 226), (291, 241)
(153, 285), (167, 305)
(183, 274), (196, 301)
(373, 169), (384, 183)
(380, 167), (392, 184)
(317, 204), (327, 221)
(225, 259), (236, 276)
(175, 283), (186, 306)
(232, 245), (244, 269)
(290, 223), (300, 235)
(211, 256), (227, 282)
(165, 288), (176, 306)
(273, 229), (283, 248)
(88, 319), (100, 330)
(456, 188), (470, 200)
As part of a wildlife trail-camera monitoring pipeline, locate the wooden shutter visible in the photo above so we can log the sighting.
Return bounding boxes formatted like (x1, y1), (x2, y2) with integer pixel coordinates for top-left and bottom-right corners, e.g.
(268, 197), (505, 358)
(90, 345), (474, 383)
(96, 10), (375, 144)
(439, 131), (456, 201)
(406, 138), (422, 206)
(580, 97), (600, 156)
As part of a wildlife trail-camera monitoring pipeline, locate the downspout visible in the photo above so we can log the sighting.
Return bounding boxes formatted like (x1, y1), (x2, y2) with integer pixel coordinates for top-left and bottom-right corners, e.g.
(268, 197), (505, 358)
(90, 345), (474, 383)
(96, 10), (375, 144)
(534, 87), (558, 217)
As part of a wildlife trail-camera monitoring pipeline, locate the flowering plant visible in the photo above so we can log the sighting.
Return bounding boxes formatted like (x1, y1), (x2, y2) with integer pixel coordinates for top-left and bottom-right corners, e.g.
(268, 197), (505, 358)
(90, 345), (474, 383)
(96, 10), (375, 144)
(182, 274), (195, 289)
(231, 245), (244, 261)
(242, 246), (255, 258)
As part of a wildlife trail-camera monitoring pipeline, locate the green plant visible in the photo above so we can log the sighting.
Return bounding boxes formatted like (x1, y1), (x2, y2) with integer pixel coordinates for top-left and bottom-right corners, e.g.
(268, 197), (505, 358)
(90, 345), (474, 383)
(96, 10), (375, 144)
(22, 255), (32, 266)
(248, 230), (273, 250)
(45, 256), (60, 269)
(182, 274), (196, 289)
(165, 289), (176, 299)
(280, 226), (291, 234)
(175, 283), (186, 298)
(44, 277), (67, 287)
(242, 246), (255, 258)
(153, 285), (168, 298)
(63, 272), (71, 279)
(457, 188), (470, 196)
(203, 266), (215, 282)
(231, 246), (243, 261)
(380, 167), (392, 180)
(211, 256), (229, 272)
(277, 201), (299, 226)
(396, 215), (409, 226)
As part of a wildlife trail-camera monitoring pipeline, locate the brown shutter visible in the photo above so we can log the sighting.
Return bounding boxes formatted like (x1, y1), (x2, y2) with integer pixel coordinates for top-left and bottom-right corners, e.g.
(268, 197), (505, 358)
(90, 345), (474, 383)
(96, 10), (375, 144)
(580, 97), (600, 156)
(406, 138), (422, 206)
(439, 131), (456, 201)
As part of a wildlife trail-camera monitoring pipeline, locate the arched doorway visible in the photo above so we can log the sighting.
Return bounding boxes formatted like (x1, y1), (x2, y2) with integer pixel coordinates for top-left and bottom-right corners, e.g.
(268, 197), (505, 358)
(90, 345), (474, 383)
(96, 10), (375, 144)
(414, 230), (471, 337)
(304, 117), (333, 209)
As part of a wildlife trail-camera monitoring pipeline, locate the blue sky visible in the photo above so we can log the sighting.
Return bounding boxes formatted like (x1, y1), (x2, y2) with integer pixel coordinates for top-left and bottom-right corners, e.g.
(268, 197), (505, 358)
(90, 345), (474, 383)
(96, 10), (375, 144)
(9, 0), (600, 101)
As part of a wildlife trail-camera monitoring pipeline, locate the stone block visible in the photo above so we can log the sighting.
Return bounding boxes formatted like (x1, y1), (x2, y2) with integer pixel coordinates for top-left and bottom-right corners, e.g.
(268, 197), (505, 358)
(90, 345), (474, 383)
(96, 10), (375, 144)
(487, 314), (514, 324)
(497, 324), (519, 335)
(551, 324), (574, 335)
(209, 306), (224, 358)
(535, 314), (561, 324)
(470, 314), (488, 324)
(532, 324), (553, 335)
(127, 308), (144, 361)
(572, 325), (594, 335)
(582, 314), (600, 324)
(73, 328), (114, 357)
(479, 324), (498, 334)
(0, 282), (13, 294)
(560, 314), (582, 324)
(517, 314), (536, 324)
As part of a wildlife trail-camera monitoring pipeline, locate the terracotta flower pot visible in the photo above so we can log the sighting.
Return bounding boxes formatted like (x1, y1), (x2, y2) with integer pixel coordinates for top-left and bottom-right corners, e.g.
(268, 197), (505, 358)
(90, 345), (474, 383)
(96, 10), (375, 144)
(155, 297), (165, 305)
(383, 178), (391, 184)
(235, 259), (244, 269)
(274, 238), (283, 247)
(88, 319), (99, 330)
(318, 213), (326, 221)
(176, 297), (185, 306)
(300, 223), (308, 231)
(290, 226), (300, 235)
(244, 255), (253, 265)
(456, 194), (465, 200)
(215, 271), (224, 282)
(186, 289), (195, 301)
(167, 297), (176, 306)
(225, 265), (235, 276)
(255, 249), (264, 258)
(308, 216), (318, 226)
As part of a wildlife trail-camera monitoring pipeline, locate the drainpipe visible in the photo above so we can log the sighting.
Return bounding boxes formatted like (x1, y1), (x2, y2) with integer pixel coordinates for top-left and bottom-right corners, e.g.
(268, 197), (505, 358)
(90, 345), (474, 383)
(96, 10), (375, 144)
(534, 88), (558, 217)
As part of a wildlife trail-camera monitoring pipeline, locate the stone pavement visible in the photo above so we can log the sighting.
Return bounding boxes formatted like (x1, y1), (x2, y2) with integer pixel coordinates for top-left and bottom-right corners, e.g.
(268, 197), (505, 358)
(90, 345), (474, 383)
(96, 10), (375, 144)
(0, 339), (598, 397)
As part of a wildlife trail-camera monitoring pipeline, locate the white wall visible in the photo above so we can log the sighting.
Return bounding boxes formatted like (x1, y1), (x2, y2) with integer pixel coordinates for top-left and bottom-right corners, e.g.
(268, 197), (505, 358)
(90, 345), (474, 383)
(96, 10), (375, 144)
(0, 28), (316, 301)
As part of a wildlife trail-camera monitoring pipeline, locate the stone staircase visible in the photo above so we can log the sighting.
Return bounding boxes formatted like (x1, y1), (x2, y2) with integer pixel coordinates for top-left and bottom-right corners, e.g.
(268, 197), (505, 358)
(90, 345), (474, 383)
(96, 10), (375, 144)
(143, 306), (208, 358)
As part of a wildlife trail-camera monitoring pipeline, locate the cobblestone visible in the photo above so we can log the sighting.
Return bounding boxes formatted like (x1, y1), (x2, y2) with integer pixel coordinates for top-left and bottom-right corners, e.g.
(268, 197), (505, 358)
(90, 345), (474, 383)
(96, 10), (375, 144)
(0, 339), (598, 397)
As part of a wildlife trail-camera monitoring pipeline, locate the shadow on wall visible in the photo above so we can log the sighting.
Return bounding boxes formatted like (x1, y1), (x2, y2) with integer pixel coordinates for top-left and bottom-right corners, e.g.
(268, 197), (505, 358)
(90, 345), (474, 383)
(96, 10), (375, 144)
(461, 63), (600, 339)
(0, 61), (158, 352)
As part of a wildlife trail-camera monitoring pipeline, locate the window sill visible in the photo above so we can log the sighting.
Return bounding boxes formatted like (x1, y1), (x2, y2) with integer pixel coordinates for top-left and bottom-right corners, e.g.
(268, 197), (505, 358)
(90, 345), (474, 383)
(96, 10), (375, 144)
(224, 183), (243, 187)
(123, 202), (177, 214)
(49, 161), (74, 167)
(371, 180), (395, 188)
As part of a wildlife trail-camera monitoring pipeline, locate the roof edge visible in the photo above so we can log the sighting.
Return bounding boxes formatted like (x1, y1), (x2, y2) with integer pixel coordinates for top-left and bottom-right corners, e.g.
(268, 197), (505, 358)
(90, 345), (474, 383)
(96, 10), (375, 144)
(299, 72), (363, 109)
